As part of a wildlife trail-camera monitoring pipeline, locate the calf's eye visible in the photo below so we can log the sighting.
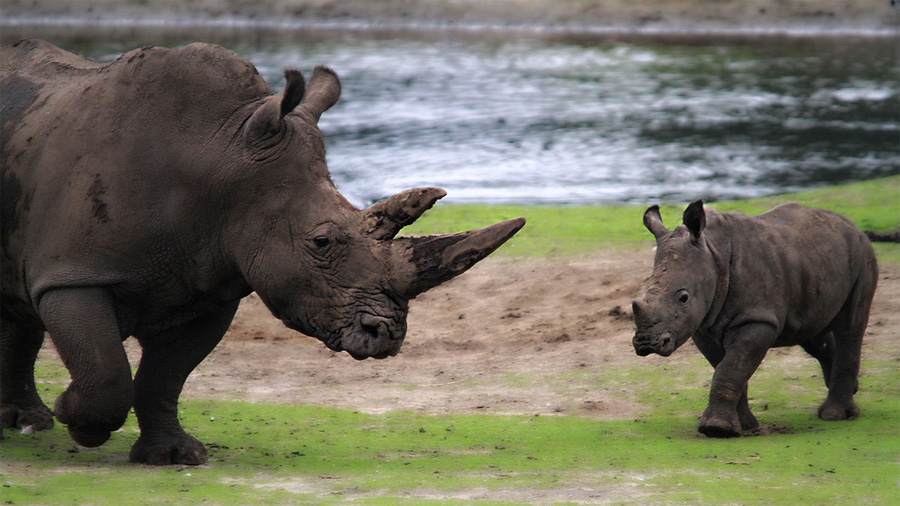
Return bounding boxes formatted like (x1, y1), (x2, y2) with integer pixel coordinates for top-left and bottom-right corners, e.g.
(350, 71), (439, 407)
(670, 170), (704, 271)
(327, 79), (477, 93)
(313, 236), (331, 248)
(677, 290), (689, 304)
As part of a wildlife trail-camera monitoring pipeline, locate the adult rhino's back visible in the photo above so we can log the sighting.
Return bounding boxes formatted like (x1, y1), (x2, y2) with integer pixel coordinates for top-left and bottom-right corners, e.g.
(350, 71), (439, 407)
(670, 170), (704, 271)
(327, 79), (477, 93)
(1, 39), (272, 318)
(2, 39), (270, 148)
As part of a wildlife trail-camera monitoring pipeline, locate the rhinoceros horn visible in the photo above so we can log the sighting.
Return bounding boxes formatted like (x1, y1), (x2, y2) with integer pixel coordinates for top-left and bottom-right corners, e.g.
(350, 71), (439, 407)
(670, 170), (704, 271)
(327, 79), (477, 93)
(389, 217), (526, 299)
(363, 187), (448, 241)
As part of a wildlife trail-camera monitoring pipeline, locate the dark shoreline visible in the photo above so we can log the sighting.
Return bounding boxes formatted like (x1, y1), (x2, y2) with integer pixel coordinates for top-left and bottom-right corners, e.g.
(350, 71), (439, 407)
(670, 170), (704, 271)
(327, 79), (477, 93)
(2, 16), (898, 46)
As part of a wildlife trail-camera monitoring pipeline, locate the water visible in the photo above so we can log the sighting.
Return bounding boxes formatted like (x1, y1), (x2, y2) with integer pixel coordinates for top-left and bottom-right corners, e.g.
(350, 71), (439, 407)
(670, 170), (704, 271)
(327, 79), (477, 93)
(5, 29), (898, 206)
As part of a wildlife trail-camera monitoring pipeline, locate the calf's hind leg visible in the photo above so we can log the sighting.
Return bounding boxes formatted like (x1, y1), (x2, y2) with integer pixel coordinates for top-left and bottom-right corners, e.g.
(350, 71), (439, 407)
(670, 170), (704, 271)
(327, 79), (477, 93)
(818, 280), (874, 421)
(1, 317), (54, 432)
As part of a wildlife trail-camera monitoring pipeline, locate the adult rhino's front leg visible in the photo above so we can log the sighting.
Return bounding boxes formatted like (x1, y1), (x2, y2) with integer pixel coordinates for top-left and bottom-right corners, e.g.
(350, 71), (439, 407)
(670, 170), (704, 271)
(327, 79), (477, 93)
(699, 323), (775, 438)
(129, 301), (238, 465)
(38, 287), (134, 447)
(1, 317), (55, 433)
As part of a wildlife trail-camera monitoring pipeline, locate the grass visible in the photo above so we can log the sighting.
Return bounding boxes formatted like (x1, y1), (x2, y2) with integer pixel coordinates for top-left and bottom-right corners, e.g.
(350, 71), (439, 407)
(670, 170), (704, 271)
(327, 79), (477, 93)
(403, 175), (900, 262)
(3, 349), (898, 505)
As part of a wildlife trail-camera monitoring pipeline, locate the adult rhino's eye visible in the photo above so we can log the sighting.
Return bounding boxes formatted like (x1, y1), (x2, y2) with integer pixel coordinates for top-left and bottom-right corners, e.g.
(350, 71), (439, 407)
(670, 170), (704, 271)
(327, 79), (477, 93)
(313, 236), (331, 248)
(677, 290), (689, 304)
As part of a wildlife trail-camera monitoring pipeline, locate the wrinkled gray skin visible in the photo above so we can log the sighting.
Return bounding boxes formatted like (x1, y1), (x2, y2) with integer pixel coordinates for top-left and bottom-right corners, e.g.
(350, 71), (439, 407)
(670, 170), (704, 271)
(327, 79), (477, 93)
(632, 200), (877, 437)
(0, 39), (524, 464)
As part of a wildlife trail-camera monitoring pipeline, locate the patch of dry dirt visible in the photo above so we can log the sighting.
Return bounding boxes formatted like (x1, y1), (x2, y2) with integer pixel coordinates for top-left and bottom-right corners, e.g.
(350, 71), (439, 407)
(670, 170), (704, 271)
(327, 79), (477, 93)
(94, 250), (898, 421)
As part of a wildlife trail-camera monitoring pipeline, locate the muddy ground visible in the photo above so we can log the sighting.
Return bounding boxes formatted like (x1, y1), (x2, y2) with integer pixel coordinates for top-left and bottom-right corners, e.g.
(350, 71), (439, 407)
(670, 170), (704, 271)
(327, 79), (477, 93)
(87, 250), (898, 421)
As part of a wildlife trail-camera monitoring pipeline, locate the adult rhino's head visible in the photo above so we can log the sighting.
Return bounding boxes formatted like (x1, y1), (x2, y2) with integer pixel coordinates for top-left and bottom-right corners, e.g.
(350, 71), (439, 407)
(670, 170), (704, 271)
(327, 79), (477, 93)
(631, 200), (715, 357)
(232, 67), (524, 360)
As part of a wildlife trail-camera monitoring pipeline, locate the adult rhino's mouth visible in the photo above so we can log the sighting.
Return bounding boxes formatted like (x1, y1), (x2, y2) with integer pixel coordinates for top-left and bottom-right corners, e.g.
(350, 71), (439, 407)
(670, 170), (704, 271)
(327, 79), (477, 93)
(282, 312), (405, 360)
(339, 313), (404, 360)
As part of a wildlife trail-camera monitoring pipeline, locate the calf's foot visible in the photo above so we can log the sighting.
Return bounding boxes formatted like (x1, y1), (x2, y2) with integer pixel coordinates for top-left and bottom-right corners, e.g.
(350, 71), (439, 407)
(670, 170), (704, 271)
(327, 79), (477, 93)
(129, 431), (208, 465)
(818, 399), (859, 421)
(698, 409), (741, 438)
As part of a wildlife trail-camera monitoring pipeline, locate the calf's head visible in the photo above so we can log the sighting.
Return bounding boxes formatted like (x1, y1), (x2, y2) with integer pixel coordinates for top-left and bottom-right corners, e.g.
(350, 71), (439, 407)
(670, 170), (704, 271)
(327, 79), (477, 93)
(234, 67), (525, 360)
(632, 200), (715, 357)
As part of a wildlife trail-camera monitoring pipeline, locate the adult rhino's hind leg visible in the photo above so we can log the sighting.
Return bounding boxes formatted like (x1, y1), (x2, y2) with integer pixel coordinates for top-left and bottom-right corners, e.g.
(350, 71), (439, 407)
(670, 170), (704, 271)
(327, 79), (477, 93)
(38, 287), (134, 447)
(0, 317), (54, 432)
(801, 331), (835, 389)
(129, 301), (238, 465)
(818, 277), (875, 422)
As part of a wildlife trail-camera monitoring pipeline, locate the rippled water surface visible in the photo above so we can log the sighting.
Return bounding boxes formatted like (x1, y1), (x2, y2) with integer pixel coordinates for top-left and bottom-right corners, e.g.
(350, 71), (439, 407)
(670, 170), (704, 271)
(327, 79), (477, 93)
(18, 32), (900, 205)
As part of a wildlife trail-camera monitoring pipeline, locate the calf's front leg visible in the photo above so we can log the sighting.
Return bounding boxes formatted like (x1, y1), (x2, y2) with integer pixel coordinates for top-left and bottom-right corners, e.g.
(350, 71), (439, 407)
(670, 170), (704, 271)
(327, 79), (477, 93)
(699, 323), (775, 438)
(692, 334), (759, 433)
(129, 301), (238, 465)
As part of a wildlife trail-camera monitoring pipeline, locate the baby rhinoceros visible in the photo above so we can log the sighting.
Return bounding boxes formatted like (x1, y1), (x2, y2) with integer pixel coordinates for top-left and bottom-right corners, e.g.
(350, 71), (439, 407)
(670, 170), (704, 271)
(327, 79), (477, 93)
(632, 200), (877, 437)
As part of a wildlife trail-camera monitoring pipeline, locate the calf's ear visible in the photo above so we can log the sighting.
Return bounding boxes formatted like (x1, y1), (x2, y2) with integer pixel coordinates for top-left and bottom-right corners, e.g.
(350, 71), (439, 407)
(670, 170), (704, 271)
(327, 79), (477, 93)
(245, 69), (307, 141)
(643, 205), (668, 242)
(683, 199), (706, 243)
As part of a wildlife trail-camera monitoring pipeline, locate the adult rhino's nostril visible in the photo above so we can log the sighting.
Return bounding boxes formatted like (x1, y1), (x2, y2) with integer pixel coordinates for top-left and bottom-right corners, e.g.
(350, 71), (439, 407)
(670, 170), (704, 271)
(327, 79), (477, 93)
(359, 314), (394, 341)
(361, 322), (380, 340)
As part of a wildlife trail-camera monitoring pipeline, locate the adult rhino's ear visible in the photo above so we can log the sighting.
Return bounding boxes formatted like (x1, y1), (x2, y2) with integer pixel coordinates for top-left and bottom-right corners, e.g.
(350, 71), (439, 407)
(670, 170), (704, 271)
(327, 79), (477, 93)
(643, 205), (668, 243)
(300, 66), (341, 123)
(245, 69), (306, 141)
(683, 199), (706, 244)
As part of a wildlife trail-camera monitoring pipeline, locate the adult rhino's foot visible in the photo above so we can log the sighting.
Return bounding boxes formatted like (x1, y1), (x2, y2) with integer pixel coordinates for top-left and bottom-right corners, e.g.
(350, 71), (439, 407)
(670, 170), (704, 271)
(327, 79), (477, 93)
(53, 390), (127, 447)
(67, 424), (112, 447)
(818, 399), (859, 421)
(698, 412), (742, 438)
(129, 432), (208, 465)
(0, 403), (55, 432)
(737, 409), (760, 432)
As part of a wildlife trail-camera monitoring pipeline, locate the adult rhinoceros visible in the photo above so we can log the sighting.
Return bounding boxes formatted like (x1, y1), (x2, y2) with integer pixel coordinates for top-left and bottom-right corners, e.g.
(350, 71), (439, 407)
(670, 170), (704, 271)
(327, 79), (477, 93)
(0, 39), (524, 465)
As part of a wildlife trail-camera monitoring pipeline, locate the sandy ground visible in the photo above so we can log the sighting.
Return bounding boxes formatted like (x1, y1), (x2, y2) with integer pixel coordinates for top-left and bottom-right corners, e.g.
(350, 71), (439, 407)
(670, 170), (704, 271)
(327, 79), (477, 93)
(77, 250), (896, 421)
(3, 0), (898, 31)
